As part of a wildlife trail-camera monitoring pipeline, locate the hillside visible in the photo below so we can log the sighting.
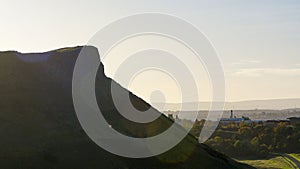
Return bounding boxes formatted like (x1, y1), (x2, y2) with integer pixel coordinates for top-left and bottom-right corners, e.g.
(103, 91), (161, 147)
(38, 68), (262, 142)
(0, 46), (254, 169)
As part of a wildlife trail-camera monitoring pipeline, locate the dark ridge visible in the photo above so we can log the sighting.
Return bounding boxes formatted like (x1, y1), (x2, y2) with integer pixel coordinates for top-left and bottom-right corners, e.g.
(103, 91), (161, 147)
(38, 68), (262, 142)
(0, 46), (255, 169)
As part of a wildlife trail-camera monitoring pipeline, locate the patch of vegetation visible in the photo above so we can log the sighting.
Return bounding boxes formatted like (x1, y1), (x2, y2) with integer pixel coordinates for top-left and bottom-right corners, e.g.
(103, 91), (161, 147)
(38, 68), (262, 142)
(289, 154), (300, 162)
(240, 156), (295, 169)
(189, 120), (300, 158)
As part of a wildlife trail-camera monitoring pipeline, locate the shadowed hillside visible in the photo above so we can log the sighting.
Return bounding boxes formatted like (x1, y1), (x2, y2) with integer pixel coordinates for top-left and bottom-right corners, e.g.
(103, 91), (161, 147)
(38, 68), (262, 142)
(0, 46), (255, 169)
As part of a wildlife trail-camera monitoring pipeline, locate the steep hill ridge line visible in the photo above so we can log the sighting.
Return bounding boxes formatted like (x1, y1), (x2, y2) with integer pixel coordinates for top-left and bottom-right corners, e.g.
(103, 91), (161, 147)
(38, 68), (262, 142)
(0, 46), (254, 169)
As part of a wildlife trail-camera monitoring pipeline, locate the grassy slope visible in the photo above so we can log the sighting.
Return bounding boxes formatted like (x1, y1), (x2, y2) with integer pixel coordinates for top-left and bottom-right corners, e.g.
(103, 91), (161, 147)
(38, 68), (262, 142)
(240, 156), (297, 169)
(290, 154), (300, 162)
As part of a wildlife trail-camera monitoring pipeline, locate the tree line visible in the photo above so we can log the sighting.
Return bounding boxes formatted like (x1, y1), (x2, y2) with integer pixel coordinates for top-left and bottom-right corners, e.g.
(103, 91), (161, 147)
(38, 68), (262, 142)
(189, 120), (300, 158)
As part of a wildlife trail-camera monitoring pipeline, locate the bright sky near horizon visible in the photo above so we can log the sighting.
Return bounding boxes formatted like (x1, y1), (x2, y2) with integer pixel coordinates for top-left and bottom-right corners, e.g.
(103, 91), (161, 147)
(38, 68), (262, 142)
(1, 0), (300, 102)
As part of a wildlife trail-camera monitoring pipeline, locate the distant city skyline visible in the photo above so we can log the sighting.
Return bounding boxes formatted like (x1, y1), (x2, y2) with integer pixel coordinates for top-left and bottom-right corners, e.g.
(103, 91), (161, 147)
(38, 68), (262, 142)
(1, 0), (300, 102)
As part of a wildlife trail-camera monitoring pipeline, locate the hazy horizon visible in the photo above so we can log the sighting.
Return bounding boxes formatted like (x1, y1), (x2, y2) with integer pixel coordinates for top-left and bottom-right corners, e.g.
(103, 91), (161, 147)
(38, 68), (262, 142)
(151, 98), (300, 111)
(1, 0), (300, 103)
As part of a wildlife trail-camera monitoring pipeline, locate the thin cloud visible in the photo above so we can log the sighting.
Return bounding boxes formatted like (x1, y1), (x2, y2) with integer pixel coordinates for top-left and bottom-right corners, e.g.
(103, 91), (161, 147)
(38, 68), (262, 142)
(232, 60), (261, 65)
(234, 68), (300, 77)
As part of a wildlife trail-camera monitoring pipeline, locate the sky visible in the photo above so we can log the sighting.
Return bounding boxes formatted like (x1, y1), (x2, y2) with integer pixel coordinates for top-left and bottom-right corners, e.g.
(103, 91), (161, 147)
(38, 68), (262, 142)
(1, 0), (300, 103)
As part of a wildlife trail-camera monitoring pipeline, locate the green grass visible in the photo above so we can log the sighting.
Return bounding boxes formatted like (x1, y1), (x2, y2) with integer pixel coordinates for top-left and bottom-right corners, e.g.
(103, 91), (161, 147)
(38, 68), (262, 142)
(282, 155), (299, 169)
(289, 154), (300, 162)
(240, 156), (295, 169)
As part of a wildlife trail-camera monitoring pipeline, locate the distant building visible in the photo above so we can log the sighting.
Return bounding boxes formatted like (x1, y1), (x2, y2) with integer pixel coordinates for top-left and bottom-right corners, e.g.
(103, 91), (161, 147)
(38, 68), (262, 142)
(230, 110), (233, 118)
(220, 117), (244, 124)
(220, 110), (251, 124)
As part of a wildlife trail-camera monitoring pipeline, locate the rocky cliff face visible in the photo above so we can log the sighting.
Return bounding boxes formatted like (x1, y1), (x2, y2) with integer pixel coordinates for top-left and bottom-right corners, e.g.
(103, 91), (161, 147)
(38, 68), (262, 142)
(0, 46), (254, 169)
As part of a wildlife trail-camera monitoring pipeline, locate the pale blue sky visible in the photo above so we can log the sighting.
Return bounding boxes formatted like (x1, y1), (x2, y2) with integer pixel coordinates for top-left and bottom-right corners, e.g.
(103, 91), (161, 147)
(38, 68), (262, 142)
(1, 0), (300, 101)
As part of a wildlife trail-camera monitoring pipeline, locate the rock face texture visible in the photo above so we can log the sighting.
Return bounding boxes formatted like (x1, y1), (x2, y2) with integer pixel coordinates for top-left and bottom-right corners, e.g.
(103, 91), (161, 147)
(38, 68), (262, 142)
(0, 46), (255, 169)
